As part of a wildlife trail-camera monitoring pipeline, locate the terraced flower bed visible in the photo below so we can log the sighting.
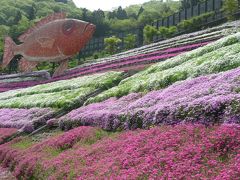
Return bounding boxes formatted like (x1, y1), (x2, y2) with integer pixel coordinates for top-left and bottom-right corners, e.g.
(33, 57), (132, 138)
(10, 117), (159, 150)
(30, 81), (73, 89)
(0, 128), (18, 143)
(0, 71), (124, 109)
(0, 71), (51, 92)
(88, 28), (224, 64)
(58, 68), (240, 130)
(0, 72), (125, 132)
(0, 81), (39, 93)
(0, 125), (239, 179)
(0, 108), (54, 132)
(61, 42), (210, 78)
(58, 93), (143, 130)
(87, 33), (240, 103)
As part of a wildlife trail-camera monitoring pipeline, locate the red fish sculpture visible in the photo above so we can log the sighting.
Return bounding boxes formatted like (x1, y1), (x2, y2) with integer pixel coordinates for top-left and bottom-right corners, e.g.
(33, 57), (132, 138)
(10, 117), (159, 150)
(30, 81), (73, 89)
(2, 13), (96, 77)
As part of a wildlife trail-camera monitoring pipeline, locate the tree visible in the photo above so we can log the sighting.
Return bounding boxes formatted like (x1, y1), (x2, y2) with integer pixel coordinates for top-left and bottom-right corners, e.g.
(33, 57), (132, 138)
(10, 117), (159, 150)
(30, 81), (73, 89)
(14, 10), (22, 24)
(181, 0), (202, 9)
(107, 11), (116, 19)
(138, 10), (160, 26)
(137, 6), (144, 18)
(82, 8), (88, 21)
(104, 36), (122, 54)
(124, 34), (137, 49)
(55, 0), (68, 3)
(223, 0), (239, 21)
(90, 9), (110, 37)
(0, 25), (9, 63)
(143, 25), (158, 44)
(92, 9), (105, 20)
(0, 13), (7, 25)
(116, 6), (128, 20)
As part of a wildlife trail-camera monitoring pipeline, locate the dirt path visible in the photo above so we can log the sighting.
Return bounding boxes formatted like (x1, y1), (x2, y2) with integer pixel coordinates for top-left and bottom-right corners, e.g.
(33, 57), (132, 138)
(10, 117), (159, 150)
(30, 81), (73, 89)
(0, 167), (16, 180)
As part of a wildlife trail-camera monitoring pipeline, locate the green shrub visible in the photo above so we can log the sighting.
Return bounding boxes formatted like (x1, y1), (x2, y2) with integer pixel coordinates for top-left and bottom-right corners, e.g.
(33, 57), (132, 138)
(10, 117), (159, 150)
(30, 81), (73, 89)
(159, 26), (178, 38)
(223, 0), (239, 21)
(104, 36), (122, 55)
(177, 12), (215, 32)
(124, 34), (137, 50)
(143, 25), (158, 44)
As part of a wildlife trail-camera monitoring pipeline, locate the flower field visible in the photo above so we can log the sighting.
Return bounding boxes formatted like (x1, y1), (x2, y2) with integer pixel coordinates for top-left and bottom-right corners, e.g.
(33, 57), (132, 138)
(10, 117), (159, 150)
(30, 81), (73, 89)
(0, 108), (55, 132)
(0, 71), (124, 109)
(59, 93), (143, 130)
(0, 71), (51, 92)
(58, 67), (240, 131)
(0, 128), (18, 144)
(0, 21), (240, 179)
(0, 125), (239, 179)
(59, 42), (211, 79)
(87, 33), (240, 103)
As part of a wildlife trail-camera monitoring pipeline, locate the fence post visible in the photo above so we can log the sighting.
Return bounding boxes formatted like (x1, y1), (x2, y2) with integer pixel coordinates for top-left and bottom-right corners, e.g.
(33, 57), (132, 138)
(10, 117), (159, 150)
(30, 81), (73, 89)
(205, 0), (208, 13)
(137, 26), (144, 47)
(173, 14), (175, 25)
(185, 8), (187, 19)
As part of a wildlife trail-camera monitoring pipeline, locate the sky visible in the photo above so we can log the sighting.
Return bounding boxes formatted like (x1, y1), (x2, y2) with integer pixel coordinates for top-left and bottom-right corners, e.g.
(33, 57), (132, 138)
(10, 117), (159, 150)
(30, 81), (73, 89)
(72, 0), (150, 11)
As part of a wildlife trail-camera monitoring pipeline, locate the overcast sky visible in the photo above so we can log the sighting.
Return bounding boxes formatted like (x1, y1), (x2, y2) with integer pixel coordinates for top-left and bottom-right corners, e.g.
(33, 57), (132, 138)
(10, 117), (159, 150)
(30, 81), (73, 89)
(72, 0), (150, 11)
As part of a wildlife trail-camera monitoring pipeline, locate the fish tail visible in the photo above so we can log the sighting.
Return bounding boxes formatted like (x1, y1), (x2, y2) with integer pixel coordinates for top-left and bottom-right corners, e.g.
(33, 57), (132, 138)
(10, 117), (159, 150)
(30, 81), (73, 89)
(2, 36), (16, 68)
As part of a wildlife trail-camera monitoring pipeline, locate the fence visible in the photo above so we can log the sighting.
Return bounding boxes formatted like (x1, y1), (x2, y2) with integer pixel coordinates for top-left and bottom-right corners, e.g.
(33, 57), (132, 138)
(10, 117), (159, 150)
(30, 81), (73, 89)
(80, 28), (143, 57)
(80, 0), (238, 57)
(153, 0), (223, 28)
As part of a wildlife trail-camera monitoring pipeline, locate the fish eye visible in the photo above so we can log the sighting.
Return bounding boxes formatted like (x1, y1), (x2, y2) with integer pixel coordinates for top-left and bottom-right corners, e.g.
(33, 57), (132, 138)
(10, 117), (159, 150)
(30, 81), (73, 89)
(62, 20), (75, 35)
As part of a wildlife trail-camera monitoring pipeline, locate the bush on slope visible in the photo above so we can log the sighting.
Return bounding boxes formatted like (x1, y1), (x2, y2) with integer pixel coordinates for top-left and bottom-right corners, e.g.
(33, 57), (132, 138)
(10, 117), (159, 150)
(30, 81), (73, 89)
(86, 33), (240, 103)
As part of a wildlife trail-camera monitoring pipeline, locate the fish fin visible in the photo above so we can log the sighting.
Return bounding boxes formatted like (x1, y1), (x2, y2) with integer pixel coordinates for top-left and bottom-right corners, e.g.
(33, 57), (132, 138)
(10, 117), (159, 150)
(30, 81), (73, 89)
(18, 12), (66, 42)
(19, 58), (38, 72)
(37, 37), (55, 48)
(52, 60), (68, 78)
(2, 37), (16, 69)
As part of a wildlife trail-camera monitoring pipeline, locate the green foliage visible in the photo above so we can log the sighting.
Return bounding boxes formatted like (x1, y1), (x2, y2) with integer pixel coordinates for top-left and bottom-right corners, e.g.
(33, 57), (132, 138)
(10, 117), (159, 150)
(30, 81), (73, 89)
(159, 26), (178, 38)
(11, 138), (34, 150)
(124, 34), (137, 50)
(0, 25), (9, 57)
(104, 36), (122, 55)
(223, 0), (239, 21)
(177, 12), (215, 32)
(92, 51), (110, 59)
(143, 25), (158, 44)
(138, 10), (160, 26)
(109, 18), (138, 32)
(127, 0), (180, 26)
(116, 6), (128, 20)
(9, 15), (33, 40)
(181, 0), (205, 9)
